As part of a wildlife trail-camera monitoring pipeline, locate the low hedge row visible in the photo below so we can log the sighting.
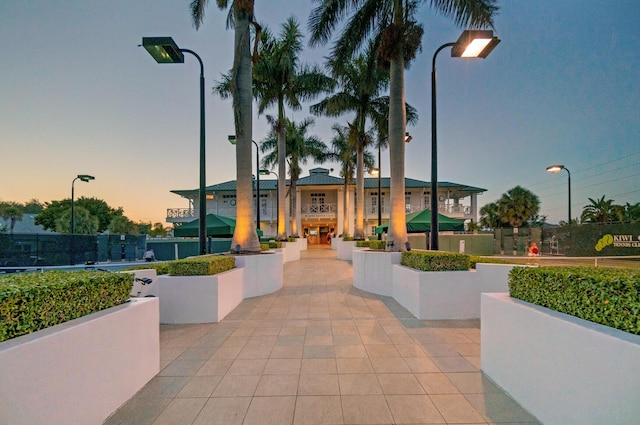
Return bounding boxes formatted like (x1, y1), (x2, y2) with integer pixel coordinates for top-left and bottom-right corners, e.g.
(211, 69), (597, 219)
(401, 251), (470, 271)
(260, 241), (283, 251)
(355, 240), (386, 250)
(0, 271), (132, 342)
(509, 267), (640, 335)
(125, 262), (170, 275)
(469, 256), (514, 269)
(167, 255), (235, 276)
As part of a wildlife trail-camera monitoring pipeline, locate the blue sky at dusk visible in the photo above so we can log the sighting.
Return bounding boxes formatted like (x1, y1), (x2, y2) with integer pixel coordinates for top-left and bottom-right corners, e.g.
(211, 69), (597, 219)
(1, 1), (638, 225)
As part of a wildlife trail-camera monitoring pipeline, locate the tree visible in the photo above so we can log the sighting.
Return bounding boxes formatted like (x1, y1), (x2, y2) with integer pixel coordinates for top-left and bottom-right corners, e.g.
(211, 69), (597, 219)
(309, 0), (497, 250)
(497, 186), (540, 254)
(0, 202), (23, 234)
(479, 201), (501, 230)
(108, 216), (139, 235)
(251, 16), (333, 239)
(261, 117), (328, 236)
(191, 0), (262, 252)
(54, 206), (99, 234)
(581, 195), (615, 224)
(35, 197), (123, 233)
(22, 199), (43, 214)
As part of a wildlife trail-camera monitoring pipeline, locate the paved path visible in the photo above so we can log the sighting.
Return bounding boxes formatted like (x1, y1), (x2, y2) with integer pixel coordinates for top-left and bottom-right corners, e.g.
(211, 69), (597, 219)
(105, 247), (541, 425)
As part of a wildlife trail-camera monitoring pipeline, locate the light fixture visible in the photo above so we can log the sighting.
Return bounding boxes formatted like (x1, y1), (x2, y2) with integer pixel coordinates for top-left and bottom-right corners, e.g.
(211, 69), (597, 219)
(70, 174), (95, 265)
(546, 164), (572, 224)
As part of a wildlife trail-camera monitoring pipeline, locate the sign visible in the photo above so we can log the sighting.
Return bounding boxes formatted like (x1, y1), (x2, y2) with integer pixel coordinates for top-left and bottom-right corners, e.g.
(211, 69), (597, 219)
(595, 234), (640, 251)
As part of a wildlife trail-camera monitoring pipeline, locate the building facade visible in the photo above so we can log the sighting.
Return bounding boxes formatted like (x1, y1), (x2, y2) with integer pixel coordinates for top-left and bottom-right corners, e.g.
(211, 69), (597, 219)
(168, 168), (486, 245)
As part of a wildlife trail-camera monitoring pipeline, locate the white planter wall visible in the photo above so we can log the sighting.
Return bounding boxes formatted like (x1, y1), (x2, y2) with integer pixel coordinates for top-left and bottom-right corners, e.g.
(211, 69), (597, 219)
(352, 250), (401, 296)
(158, 268), (244, 324)
(482, 293), (640, 425)
(0, 298), (159, 425)
(336, 239), (358, 261)
(234, 251), (283, 298)
(124, 268), (159, 297)
(279, 241), (301, 263)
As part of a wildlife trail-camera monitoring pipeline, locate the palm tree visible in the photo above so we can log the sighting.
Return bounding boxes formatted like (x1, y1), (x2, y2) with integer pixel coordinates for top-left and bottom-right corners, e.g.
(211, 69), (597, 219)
(327, 124), (374, 236)
(190, 0), (262, 252)
(497, 186), (540, 254)
(252, 16), (334, 239)
(581, 196), (615, 224)
(0, 202), (23, 234)
(311, 43), (389, 239)
(261, 117), (328, 236)
(309, 0), (497, 250)
(479, 201), (501, 229)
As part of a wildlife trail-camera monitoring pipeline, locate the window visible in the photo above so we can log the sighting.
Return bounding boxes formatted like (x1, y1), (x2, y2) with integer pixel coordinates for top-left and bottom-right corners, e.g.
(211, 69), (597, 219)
(405, 192), (411, 213)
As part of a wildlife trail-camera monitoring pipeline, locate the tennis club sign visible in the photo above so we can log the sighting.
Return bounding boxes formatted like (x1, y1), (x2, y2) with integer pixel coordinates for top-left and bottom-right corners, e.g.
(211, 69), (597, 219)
(595, 234), (640, 251)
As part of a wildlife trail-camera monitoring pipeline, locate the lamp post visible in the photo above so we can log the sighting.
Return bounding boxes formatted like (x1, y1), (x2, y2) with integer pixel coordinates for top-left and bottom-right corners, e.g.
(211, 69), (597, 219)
(259, 169), (278, 235)
(430, 30), (500, 250)
(229, 136), (260, 231)
(546, 165), (572, 224)
(70, 174), (94, 265)
(142, 37), (207, 255)
(71, 174), (95, 234)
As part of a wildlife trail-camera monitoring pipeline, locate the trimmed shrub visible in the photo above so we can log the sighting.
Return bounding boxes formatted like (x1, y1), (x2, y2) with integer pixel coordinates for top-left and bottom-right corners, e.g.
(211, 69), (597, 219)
(509, 266), (640, 335)
(342, 236), (354, 241)
(167, 255), (235, 276)
(356, 240), (386, 250)
(469, 256), (514, 269)
(401, 251), (470, 271)
(125, 262), (169, 275)
(355, 241), (369, 248)
(260, 241), (282, 251)
(0, 271), (132, 342)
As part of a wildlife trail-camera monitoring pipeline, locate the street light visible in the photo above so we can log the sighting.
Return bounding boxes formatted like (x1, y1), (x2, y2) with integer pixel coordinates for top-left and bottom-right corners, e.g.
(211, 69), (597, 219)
(71, 174), (95, 234)
(229, 136), (260, 231)
(430, 30), (500, 250)
(142, 36), (207, 255)
(70, 174), (94, 265)
(546, 164), (572, 224)
(259, 169), (278, 235)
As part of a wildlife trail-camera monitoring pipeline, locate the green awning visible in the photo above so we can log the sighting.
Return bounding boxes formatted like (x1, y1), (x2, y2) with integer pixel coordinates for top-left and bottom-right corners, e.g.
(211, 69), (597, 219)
(375, 208), (464, 234)
(173, 214), (236, 237)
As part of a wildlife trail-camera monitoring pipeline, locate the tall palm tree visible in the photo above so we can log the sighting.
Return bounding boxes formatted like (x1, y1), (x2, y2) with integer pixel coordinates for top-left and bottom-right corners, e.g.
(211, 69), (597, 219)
(261, 117), (328, 236)
(309, 0), (497, 250)
(311, 43), (389, 239)
(327, 124), (374, 236)
(498, 186), (540, 254)
(253, 16), (334, 239)
(479, 201), (501, 229)
(581, 196), (615, 224)
(0, 203), (22, 234)
(190, 0), (262, 252)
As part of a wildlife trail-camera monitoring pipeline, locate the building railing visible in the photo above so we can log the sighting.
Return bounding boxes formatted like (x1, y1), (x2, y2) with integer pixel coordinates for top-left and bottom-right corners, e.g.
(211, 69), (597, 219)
(301, 204), (337, 214)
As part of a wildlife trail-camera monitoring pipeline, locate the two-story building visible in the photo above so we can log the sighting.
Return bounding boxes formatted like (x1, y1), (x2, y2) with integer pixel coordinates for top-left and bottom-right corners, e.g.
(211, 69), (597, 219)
(168, 167), (485, 245)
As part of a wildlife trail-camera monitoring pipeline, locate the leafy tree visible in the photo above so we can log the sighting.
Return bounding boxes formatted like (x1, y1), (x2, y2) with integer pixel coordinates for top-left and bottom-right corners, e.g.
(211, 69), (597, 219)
(108, 216), (139, 235)
(54, 207), (99, 234)
(309, 0), (497, 250)
(581, 196), (615, 224)
(148, 222), (169, 237)
(497, 186), (540, 254)
(261, 117), (328, 236)
(35, 197), (124, 233)
(0, 202), (23, 234)
(21, 199), (44, 214)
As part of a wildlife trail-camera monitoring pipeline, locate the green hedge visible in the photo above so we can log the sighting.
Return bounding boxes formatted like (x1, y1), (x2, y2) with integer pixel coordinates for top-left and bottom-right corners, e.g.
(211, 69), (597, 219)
(260, 241), (283, 251)
(469, 256), (514, 269)
(0, 271), (132, 342)
(509, 267), (640, 335)
(356, 240), (386, 250)
(401, 251), (470, 271)
(125, 262), (170, 275)
(167, 255), (235, 276)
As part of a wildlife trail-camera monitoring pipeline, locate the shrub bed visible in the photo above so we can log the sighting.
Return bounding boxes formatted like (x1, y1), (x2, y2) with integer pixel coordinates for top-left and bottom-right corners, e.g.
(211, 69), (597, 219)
(167, 255), (235, 276)
(356, 240), (386, 250)
(469, 256), (514, 269)
(401, 251), (470, 271)
(509, 266), (640, 335)
(125, 262), (169, 275)
(0, 271), (132, 342)
(260, 241), (283, 251)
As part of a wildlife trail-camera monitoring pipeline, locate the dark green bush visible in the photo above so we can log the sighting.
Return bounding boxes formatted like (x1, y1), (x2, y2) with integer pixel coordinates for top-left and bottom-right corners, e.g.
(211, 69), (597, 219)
(356, 240), (386, 250)
(124, 262), (169, 275)
(260, 241), (283, 251)
(401, 251), (470, 271)
(0, 271), (132, 342)
(167, 255), (235, 276)
(342, 236), (354, 241)
(469, 256), (514, 269)
(355, 241), (369, 248)
(509, 267), (640, 335)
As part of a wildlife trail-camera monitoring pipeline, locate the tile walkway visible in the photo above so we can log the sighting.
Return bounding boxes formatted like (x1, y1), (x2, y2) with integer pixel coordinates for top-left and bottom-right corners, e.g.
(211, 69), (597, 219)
(105, 247), (542, 425)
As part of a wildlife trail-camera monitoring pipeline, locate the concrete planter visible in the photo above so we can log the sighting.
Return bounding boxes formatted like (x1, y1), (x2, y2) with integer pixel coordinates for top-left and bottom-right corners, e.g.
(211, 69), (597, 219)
(292, 237), (307, 251)
(124, 268), (159, 297)
(279, 241), (301, 263)
(482, 293), (640, 425)
(352, 250), (402, 296)
(336, 239), (359, 261)
(234, 251), (283, 298)
(0, 298), (159, 425)
(157, 268), (244, 324)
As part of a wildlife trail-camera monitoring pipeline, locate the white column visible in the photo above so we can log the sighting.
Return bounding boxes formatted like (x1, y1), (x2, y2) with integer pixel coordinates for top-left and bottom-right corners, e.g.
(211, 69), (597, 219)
(337, 186), (344, 236)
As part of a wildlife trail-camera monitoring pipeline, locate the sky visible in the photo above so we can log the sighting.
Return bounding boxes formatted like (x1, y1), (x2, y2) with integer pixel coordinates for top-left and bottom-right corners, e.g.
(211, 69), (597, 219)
(1, 0), (638, 226)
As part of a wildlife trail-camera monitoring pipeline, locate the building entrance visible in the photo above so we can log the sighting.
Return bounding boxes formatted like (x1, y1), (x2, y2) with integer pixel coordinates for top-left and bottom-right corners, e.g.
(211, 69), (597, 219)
(303, 223), (336, 245)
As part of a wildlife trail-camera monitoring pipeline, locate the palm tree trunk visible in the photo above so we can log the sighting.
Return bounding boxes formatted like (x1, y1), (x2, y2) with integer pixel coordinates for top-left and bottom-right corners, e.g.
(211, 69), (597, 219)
(355, 144), (365, 239)
(231, 5), (260, 252)
(387, 51), (407, 251)
(290, 178), (298, 237)
(277, 101), (287, 240)
(342, 179), (350, 236)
